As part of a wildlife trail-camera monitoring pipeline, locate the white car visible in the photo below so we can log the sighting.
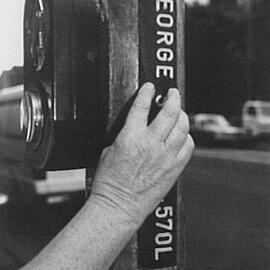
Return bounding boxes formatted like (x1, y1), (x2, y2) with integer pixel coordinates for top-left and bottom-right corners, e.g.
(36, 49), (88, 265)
(190, 114), (252, 147)
(242, 100), (270, 137)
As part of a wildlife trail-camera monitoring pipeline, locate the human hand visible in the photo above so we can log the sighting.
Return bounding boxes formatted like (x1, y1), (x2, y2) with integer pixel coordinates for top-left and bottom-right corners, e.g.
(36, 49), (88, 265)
(91, 82), (194, 227)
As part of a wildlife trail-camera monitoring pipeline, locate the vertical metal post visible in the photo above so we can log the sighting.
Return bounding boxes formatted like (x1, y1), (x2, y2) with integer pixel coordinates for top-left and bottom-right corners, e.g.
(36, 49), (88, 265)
(88, 0), (185, 269)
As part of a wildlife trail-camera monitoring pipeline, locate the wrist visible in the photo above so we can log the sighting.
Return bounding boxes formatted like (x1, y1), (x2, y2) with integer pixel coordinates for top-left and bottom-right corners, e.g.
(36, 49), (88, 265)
(86, 192), (142, 232)
(91, 174), (150, 226)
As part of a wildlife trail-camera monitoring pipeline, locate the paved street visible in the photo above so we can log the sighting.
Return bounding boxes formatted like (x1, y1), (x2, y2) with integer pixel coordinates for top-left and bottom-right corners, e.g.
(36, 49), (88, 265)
(0, 147), (269, 270)
(184, 148), (270, 270)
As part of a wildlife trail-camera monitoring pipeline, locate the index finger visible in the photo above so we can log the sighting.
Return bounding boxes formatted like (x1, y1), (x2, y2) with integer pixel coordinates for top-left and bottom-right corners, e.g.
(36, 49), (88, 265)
(125, 82), (155, 128)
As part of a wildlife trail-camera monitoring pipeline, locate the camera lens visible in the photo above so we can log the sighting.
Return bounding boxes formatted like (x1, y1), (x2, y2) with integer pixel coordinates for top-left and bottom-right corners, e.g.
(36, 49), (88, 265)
(20, 91), (44, 145)
(20, 92), (32, 142)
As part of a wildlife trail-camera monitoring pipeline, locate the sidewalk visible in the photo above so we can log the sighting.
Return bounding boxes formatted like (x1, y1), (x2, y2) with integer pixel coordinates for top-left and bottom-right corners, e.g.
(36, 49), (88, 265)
(194, 148), (270, 165)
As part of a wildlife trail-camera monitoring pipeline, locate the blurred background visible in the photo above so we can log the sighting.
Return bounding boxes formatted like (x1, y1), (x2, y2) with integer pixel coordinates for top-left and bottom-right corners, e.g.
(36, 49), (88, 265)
(0, 0), (269, 270)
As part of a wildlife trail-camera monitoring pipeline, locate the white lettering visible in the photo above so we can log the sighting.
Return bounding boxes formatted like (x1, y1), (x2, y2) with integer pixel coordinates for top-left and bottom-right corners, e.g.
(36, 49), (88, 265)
(157, 48), (174, 62)
(156, 232), (173, 245)
(156, 0), (174, 13)
(155, 247), (173, 261)
(157, 31), (174, 46)
(157, 14), (174, 28)
(155, 206), (173, 218)
(156, 219), (173, 231)
(155, 1), (175, 82)
(156, 65), (174, 79)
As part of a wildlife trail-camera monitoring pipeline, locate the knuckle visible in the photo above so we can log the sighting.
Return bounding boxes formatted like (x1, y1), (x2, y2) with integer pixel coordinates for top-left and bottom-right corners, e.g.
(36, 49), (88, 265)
(132, 101), (150, 113)
(115, 130), (131, 148)
(148, 128), (164, 142)
(115, 129), (147, 155)
(162, 104), (180, 119)
(135, 140), (150, 158)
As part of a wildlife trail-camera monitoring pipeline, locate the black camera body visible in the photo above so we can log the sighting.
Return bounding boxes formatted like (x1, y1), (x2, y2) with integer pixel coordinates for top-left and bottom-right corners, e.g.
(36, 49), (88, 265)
(23, 0), (108, 170)
(23, 0), (180, 174)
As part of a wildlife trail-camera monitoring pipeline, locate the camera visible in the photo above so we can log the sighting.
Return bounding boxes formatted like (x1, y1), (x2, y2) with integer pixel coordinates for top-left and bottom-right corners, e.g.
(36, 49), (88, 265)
(22, 0), (108, 170)
(22, 0), (180, 175)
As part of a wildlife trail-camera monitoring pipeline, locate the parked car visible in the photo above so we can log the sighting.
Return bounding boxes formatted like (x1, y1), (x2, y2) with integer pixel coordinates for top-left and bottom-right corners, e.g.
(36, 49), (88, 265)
(190, 113), (253, 147)
(242, 100), (270, 138)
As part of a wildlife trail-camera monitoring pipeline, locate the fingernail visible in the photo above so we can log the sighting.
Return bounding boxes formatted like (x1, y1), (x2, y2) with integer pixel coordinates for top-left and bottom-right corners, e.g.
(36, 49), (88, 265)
(168, 88), (180, 102)
(168, 88), (181, 108)
(168, 88), (179, 96)
(144, 82), (155, 91)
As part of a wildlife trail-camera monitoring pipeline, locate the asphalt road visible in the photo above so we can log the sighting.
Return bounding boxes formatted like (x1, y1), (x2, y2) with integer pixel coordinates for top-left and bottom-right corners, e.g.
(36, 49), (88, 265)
(183, 148), (270, 270)
(0, 147), (269, 270)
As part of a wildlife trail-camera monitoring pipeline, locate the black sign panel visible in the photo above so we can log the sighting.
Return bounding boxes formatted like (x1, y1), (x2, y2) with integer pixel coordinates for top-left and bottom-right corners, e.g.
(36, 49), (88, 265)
(138, 188), (178, 269)
(138, 0), (178, 268)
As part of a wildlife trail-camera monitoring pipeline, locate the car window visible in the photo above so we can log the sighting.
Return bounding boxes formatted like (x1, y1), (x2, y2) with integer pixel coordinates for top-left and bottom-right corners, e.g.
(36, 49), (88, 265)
(201, 119), (218, 126)
(247, 106), (256, 116)
(216, 116), (230, 126)
(200, 117), (229, 127)
(261, 105), (270, 116)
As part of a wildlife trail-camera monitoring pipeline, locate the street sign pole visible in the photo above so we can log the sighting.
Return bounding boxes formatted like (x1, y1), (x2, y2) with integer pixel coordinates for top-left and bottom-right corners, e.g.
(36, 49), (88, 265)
(87, 0), (185, 269)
